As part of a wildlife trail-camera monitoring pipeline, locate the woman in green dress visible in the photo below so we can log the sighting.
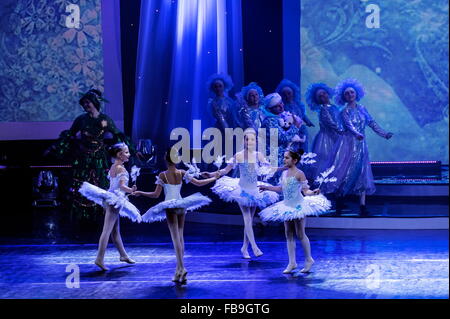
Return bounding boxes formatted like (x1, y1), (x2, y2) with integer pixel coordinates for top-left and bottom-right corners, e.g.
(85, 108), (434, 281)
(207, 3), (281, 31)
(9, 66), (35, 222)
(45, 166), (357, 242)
(48, 89), (138, 223)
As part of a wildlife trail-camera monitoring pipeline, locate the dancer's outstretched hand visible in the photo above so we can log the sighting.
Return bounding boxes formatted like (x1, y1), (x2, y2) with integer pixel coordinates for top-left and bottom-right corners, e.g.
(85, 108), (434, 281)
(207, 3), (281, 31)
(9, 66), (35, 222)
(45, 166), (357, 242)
(201, 171), (220, 178)
(131, 191), (142, 197)
(258, 185), (269, 192)
(200, 171), (210, 178)
(312, 188), (320, 195)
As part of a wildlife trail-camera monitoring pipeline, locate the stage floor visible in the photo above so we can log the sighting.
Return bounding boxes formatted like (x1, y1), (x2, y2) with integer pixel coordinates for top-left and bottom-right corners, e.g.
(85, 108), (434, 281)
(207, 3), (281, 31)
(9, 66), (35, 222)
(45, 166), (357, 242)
(0, 225), (447, 299)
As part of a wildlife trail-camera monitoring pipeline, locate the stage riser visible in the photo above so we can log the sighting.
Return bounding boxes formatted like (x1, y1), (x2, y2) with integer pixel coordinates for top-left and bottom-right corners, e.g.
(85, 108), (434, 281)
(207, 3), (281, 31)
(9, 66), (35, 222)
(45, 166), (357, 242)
(185, 213), (449, 230)
(371, 162), (442, 179)
(374, 184), (449, 197)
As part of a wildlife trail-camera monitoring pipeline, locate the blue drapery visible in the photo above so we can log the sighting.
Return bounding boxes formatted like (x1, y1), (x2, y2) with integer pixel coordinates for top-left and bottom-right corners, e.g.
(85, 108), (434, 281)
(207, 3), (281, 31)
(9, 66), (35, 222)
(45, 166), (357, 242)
(132, 0), (243, 151)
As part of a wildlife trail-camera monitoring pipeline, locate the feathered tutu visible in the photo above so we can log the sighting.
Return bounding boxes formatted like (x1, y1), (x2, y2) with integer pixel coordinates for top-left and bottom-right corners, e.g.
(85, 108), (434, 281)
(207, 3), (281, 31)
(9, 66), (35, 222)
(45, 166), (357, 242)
(259, 194), (331, 222)
(141, 193), (212, 223)
(78, 182), (142, 223)
(211, 176), (279, 208)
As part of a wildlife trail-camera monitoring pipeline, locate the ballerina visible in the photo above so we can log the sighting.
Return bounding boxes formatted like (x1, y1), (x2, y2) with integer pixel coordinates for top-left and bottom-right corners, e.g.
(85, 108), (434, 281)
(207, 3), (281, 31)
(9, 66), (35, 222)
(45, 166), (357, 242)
(258, 148), (331, 274)
(203, 128), (281, 259)
(133, 148), (217, 283)
(78, 143), (142, 271)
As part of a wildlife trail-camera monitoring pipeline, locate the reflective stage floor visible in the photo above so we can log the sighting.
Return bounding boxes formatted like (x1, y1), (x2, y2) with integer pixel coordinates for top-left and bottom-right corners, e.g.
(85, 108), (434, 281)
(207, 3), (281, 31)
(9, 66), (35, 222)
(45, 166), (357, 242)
(0, 224), (447, 299)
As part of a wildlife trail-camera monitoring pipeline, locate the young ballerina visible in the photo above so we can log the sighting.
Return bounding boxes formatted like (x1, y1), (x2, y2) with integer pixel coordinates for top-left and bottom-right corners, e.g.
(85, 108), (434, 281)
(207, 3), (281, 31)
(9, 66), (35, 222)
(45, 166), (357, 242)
(78, 143), (142, 271)
(133, 147), (217, 283)
(258, 149), (331, 274)
(204, 128), (281, 259)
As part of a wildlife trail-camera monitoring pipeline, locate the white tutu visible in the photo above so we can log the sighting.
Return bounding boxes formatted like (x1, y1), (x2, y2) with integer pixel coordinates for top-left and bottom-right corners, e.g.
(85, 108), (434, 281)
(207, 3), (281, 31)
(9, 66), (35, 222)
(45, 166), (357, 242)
(141, 192), (212, 223)
(259, 194), (331, 222)
(211, 176), (279, 208)
(78, 182), (142, 223)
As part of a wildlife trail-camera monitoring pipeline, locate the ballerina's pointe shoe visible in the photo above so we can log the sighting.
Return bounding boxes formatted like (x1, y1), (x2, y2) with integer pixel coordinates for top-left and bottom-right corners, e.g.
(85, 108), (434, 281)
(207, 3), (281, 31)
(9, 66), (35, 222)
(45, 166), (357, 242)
(95, 260), (109, 271)
(252, 248), (263, 257)
(119, 256), (136, 264)
(282, 264), (297, 274)
(300, 259), (314, 273)
(172, 270), (181, 282)
(179, 269), (188, 284)
(241, 247), (251, 259)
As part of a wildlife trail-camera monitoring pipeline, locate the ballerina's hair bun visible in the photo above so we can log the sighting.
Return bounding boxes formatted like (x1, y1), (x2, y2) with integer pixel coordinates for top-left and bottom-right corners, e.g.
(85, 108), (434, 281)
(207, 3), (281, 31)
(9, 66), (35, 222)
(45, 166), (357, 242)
(243, 127), (257, 137)
(165, 146), (180, 165)
(287, 142), (305, 163)
(108, 143), (127, 158)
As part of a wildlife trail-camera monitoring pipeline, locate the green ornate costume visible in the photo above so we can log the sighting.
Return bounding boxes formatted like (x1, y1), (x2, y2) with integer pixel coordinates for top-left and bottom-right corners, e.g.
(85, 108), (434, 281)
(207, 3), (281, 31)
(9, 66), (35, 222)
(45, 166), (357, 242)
(53, 112), (136, 221)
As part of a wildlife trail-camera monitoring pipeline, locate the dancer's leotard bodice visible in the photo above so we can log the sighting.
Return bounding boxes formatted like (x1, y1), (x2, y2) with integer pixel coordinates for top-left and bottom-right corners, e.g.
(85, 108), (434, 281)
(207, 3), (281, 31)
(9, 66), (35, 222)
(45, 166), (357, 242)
(108, 171), (129, 194)
(157, 172), (182, 201)
(281, 171), (308, 207)
(237, 162), (258, 191)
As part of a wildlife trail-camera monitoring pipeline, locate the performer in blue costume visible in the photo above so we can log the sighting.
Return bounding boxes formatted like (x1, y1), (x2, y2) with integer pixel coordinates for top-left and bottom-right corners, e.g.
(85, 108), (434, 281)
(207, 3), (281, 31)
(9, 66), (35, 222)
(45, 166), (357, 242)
(276, 79), (315, 152)
(234, 82), (266, 131)
(321, 79), (393, 216)
(261, 93), (302, 184)
(206, 73), (238, 131)
(305, 83), (343, 180)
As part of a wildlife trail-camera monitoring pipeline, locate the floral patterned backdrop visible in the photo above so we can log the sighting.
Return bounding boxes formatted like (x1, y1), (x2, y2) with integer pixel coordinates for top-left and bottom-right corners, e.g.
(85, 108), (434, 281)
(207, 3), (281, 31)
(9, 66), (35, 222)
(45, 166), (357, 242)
(0, 0), (104, 122)
(300, 0), (449, 162)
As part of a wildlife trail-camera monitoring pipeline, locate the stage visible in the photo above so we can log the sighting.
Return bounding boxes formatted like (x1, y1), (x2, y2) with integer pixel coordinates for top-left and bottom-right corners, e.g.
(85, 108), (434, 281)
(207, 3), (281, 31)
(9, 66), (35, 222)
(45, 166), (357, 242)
(0, 224), (447, 299)
(0, 0), (448, 306)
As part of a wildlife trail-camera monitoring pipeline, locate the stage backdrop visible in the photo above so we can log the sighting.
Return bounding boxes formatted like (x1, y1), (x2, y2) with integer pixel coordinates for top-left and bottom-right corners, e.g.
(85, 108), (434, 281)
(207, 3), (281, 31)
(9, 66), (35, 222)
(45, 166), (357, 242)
(0, 0), (124, 139)
(132, 0), (244, 153)
(299, 0), (448, 163)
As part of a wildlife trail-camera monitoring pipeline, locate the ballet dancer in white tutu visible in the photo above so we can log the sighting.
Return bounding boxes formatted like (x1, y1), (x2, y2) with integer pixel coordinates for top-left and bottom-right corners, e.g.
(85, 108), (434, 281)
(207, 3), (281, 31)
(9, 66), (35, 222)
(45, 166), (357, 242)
(203, 128), (281, 259)
(133, 147), (217, 283)
(79, 143), (142, 271)
(258, 148), (331, 274)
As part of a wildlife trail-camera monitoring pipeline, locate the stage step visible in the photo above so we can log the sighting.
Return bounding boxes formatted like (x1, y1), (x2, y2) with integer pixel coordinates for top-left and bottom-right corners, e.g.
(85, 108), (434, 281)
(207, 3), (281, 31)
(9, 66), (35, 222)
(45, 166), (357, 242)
(186, 212), (449, 230)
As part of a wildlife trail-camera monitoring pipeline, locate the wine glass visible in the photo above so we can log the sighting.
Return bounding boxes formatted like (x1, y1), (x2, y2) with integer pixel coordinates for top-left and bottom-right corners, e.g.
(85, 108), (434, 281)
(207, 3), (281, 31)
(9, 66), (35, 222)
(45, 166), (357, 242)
(137, 139), (157, 171)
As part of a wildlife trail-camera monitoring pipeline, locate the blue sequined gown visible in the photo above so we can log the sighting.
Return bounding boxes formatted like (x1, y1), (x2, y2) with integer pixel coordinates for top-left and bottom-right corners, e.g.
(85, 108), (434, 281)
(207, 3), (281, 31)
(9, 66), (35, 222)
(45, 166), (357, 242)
(284, 101), (314, 152)
(310, 104), (342, 179)
(209, 96), (238, 130)
(262, 113), (300, 183)
(235, 102), (266, 131)
(321, 104), (391, 196)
